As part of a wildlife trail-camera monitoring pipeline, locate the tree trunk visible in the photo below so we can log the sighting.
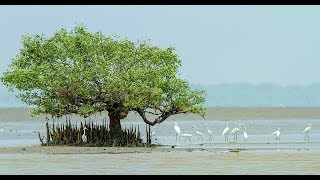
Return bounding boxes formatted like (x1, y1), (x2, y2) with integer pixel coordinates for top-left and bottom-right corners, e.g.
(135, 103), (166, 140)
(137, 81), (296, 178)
(108, 111), (122, 135)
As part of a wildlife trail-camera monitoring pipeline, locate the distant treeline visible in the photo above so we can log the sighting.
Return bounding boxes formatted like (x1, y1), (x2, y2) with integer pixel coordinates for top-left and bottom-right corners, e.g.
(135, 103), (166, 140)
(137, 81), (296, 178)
(192, 83), (320, 107)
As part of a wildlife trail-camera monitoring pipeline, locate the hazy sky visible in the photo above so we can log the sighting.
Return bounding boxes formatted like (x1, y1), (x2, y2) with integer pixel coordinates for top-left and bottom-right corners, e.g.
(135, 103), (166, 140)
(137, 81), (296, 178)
(1, 5), (320, 86)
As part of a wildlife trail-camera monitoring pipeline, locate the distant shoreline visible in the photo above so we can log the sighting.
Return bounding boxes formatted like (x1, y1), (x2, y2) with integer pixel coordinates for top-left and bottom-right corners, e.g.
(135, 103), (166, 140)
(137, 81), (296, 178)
(204, 107), (320, 120)
(0, 107), (320, 121)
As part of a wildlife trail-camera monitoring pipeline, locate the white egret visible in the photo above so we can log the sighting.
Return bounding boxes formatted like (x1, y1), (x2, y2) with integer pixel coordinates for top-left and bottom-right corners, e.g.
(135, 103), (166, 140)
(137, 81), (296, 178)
(303, 123), (312, 142)
(230, 123), (242, 142)
(151, 126), (157, 137)
(243, 127), (248, 143)
(151, 132), (157, 141)
(181, 133), (193, 142)
(195, 130), (205, 140)
(149, 127), (161, 143)
(173, 122), (181, 141)
(222, 122), (230, 142)
(82, 126), (88, 143)
(204, 124), (214, 141)
(272, 128), (281, 142)
(192, 126), (205, 140)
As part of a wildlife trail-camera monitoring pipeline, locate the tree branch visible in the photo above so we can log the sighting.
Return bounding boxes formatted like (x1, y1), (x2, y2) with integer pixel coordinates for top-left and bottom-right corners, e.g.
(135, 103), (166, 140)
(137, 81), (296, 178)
(143, 110), (162, 116)
(136, 108), (170, 126)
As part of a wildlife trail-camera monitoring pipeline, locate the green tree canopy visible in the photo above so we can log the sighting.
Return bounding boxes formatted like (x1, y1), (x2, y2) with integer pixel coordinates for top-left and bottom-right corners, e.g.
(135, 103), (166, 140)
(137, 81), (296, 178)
(1, 25), (206, 132)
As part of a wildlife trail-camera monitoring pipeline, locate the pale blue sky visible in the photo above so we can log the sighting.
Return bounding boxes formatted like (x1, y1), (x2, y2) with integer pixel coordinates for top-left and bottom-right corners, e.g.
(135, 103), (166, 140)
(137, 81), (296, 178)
(1, 5), (320, 86)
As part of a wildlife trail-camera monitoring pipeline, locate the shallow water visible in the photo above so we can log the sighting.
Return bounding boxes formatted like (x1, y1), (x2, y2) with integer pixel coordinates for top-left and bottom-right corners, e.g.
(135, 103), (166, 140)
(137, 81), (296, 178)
(0, 150), (319, 174)
(0, 109), (320, 174)
(1, 118), (319, 146)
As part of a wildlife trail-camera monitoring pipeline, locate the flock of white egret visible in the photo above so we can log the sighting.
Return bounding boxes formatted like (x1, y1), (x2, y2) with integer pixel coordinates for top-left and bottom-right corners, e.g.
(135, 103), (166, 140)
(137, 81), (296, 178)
(167, 121), (313, 143)
(79, 121), (313, 144)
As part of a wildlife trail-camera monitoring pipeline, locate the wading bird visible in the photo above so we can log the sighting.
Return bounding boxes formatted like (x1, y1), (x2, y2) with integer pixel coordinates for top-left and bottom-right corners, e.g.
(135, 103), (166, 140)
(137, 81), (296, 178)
(192, 126), (205, 140)
(272, 128), (281, 142)
(181, 133), (193, 142)
(222, 122), (230, 142)
(243, 127), (248, 143)
(82, 126), (88, 143)
(174, 122), (181, 141)
(204, 124), (214, 141)
(195, 130), (205, 140)
(303, 123), (312, 142)
(151, 127), (157, 137)
(230, 123), (242, 142)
